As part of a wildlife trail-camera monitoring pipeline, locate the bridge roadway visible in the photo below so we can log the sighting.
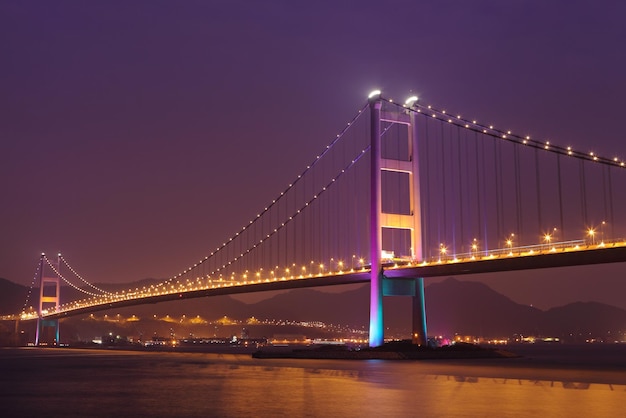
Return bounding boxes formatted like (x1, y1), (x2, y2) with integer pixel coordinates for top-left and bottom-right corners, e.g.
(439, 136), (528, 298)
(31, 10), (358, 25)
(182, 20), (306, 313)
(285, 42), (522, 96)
(35, 243), (626, 320)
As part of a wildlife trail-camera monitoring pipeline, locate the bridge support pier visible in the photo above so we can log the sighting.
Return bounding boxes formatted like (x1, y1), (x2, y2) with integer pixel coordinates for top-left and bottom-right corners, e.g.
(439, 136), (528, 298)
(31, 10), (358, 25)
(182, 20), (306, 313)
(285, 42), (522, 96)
(369, 270), (384, 347)
(382, 276), (428, 346)
(412, 277), (428, 346)
(36, 318), (59, 346)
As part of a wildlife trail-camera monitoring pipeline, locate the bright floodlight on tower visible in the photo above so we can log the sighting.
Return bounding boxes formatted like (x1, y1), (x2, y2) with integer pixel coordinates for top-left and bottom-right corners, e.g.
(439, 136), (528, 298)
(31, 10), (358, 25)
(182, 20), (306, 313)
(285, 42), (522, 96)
(405, 96), (418, 106)
(368, 90), (382, 99)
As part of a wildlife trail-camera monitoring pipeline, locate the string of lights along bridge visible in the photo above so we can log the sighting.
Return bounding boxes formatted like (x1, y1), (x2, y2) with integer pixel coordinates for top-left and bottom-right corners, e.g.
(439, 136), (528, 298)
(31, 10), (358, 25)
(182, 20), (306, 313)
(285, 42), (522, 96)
(21, 91), (626, 347)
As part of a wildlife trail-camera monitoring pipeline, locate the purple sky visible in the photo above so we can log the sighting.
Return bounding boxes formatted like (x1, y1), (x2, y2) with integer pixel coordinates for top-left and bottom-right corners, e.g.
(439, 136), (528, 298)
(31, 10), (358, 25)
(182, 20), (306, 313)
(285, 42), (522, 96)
(2, 1), (626, 310)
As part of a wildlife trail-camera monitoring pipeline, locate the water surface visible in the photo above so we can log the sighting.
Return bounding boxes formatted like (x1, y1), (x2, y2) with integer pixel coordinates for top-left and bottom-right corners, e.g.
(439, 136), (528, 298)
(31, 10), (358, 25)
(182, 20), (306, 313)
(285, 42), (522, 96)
(1, 345), (625, 417)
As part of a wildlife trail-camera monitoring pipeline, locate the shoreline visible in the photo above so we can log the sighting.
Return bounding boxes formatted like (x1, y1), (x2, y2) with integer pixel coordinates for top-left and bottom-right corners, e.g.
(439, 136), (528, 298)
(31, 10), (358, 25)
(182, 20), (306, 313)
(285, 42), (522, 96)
(252, 341), (518, 360)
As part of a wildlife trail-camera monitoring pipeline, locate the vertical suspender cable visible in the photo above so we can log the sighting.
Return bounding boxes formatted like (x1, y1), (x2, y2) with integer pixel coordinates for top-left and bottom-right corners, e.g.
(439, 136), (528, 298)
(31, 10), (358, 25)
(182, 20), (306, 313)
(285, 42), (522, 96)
(556, 153), (565, 241)
(287, 201), (291, 273)
(494, 138), (502, 245)
(497, 140), (505, 239)
(236, 222), (240, 276)
(315, 160), (329, 268)
(337, 132), (342, 264)
(342, 127), (347, 263)
(221, 226), (226, 276)
(441, 121), (447, 248)
(435, 120), (441, 253)
(305, 171), (310, 266)
(334, 148), (338, 266)
(241, 217), (247, 272)
(275, 192), (279, 270)
(424, 115), (431, 259)
(449, 123), (456, 255)
(579, 159), (588, 227)
(607, 166), (615, 238)
(325, 159), (330, 266)
(480, 132), (488, 252)
(256, 213), (260, 276)
(457, 126), (464, 254)
(286, 187), (289, 269)
(348, 130), (355, 263)
(322, 173), (326, 270)
(291, 176), (295, 267)
(270, 198), (280, 273)
(310, 160), (314, 266)
(246, 219), (250, 276)
(602, 163), (609, 227)
(267, 204), (271, 272)
(299, 174), (304, 269)
(354, 124), (360, 261)
(317, 157), (321, 265)
(331, 131), (336, 267)
(514, 143), (523, 242)
(535, 148), (542, 236)
(474, 131), (483, 252)
(464, 128), (471, 252)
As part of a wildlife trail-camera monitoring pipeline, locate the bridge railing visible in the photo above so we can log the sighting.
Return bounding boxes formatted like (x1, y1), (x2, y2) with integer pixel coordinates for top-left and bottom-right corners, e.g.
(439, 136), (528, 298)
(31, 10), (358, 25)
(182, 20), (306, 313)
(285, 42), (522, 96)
(425, 238), (626, 264)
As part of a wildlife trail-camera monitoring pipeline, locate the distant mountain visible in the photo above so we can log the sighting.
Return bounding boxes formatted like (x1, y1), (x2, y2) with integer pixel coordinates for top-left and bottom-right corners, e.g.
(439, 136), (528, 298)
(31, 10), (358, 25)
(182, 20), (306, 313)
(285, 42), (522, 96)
(0, 278), (30, 314)
(542, 302), (626, 336)
(2, 277), (626, 340)
(423, 278), (544, 336)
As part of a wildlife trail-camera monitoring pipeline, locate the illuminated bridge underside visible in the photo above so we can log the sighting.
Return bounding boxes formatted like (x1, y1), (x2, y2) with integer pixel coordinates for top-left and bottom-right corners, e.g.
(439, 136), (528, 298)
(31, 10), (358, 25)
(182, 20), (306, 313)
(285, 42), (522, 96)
(40, 246), (626, 320)
(42, 272), (372, 320)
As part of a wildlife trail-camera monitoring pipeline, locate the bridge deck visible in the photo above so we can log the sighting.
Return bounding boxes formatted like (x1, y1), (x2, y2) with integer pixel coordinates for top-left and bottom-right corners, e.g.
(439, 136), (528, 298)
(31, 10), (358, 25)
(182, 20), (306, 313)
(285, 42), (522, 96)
(384, 245), (626, 279)
(28, 245), (626, 320)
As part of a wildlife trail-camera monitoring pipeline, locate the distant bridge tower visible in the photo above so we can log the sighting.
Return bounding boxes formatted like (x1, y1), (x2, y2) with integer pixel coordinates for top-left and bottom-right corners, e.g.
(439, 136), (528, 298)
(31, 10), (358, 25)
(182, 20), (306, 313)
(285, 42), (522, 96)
(369, 92), (427, 347)
(35, 253), (60, 345)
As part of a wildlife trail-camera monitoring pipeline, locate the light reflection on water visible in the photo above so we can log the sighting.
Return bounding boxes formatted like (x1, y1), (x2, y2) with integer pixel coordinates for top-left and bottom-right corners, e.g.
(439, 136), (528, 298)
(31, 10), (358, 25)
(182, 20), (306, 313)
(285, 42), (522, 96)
(1, 347), (625, 417)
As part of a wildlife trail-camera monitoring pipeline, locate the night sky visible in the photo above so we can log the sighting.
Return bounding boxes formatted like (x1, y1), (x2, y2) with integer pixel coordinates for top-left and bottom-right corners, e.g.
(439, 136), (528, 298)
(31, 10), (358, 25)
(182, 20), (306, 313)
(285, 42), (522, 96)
(2, 1), (626, 310)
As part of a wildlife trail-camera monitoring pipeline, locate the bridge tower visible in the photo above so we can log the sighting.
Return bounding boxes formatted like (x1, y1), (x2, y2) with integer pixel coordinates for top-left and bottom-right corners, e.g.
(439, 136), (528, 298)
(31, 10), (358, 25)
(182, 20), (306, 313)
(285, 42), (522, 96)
(35, 253), (60, 345)
(369, 92), (427, 347)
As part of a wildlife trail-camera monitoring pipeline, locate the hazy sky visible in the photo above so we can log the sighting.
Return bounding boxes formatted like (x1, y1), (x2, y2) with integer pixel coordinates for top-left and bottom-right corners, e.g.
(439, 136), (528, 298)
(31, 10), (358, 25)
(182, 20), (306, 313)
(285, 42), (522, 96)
(2, 1), (625, 309)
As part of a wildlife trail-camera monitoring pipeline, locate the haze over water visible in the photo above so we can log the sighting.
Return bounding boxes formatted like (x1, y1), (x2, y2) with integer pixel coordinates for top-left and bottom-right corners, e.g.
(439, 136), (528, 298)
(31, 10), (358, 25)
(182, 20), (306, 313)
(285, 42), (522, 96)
(2, 345), (625, 417)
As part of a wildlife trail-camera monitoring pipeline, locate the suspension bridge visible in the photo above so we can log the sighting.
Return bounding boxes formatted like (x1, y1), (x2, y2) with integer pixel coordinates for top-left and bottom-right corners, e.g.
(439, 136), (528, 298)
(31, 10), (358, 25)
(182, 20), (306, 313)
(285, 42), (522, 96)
(13, 92), (626, 347)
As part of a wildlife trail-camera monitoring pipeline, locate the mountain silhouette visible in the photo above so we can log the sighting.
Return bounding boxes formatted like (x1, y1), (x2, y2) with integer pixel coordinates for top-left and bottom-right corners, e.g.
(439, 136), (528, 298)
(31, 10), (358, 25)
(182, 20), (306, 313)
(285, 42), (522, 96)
(423, 278), (544, 336)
